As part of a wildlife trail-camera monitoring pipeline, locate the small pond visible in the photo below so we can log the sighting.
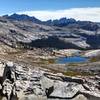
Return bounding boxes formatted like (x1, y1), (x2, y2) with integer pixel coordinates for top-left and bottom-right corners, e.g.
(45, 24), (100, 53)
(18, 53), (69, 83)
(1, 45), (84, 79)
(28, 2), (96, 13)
(55, 56), (88, 64)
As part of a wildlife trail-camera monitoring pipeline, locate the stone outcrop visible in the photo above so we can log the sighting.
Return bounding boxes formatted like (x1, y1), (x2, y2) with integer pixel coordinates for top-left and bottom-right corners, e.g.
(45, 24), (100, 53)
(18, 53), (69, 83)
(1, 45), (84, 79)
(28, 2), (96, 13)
(84, 49), (100, 57)
(0, 61), (100, 100)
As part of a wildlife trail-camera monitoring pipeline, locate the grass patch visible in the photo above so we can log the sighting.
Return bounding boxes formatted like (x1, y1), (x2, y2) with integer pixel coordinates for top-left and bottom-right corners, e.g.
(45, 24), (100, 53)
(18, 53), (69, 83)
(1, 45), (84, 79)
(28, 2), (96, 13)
(67, 63), (80, 66)
(67, 62), (85, 67)
(40, 58), (56, 64)
(64, 71), (94, 77)
(6, 49), (27, 55)
(48, 59), (56, 64)
(89, 56), (100, 62)
(0, 95), (4, 100)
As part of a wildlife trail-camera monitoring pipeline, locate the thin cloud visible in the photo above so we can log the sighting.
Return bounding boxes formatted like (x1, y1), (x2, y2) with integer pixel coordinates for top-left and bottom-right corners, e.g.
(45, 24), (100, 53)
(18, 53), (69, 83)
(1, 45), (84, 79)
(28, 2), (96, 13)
(17, 7), (100, 22)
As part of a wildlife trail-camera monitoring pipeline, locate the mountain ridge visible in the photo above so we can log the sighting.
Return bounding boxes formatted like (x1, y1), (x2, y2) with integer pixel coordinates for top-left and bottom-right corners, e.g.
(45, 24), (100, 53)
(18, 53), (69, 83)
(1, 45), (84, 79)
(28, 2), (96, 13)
(3, 13), (99, 31)
(0, 13), (100, 51)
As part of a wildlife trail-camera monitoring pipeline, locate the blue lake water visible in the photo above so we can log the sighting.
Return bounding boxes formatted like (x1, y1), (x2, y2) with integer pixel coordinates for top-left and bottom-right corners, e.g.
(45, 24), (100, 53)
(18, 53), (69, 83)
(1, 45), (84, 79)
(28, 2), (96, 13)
(56, 56), (88, 64)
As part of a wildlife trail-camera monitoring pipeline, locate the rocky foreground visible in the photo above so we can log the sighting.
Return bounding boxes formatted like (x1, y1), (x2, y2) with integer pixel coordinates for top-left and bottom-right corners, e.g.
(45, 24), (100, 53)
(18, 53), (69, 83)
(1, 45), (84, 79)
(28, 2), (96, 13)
(0, 61), (99, 100)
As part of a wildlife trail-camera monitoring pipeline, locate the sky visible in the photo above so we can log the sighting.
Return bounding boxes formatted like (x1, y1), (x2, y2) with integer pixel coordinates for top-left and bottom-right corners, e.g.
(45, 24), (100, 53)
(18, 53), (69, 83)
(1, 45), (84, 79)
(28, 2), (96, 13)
(0, 0), (100, 22)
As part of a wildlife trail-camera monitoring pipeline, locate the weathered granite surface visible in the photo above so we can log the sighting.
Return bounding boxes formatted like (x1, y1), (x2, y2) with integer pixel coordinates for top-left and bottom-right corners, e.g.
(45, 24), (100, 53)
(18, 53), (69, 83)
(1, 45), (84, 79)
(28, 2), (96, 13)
(0, 61), (100, 100)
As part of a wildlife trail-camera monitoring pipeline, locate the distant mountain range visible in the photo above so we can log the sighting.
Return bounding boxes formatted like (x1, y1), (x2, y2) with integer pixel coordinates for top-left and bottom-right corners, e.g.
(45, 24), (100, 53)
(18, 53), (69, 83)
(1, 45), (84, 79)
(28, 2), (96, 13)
(3, 13), (99, 31)
(0, 13), (100, 50)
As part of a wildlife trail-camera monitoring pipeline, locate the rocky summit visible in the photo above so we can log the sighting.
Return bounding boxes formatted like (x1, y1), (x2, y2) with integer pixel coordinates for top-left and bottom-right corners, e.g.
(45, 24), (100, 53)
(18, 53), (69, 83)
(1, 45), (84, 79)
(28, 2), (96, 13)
(0, 61), (99, 100)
